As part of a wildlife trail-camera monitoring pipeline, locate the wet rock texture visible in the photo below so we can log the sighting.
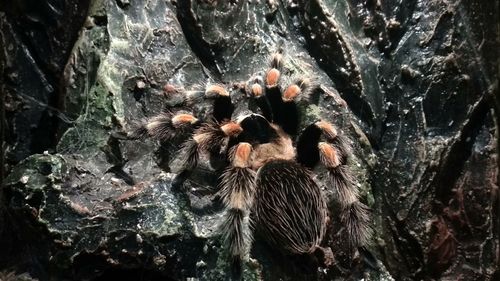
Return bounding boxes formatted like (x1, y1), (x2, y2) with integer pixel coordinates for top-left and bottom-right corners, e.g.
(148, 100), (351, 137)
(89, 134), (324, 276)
(0, 0), (498, 280)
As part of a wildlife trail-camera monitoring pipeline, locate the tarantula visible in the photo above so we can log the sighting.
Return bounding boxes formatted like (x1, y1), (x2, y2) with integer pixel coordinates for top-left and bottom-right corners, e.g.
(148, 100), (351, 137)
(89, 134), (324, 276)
(128, 51), (370, 278)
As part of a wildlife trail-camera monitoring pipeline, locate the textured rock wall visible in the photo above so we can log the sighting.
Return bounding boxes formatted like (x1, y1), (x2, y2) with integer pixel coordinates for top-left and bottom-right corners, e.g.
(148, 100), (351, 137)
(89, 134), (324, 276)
(1, 0), (498, 280)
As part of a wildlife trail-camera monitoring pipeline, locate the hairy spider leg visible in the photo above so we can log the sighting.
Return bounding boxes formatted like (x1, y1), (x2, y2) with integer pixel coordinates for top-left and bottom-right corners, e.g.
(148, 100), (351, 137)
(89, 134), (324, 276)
(248, 77), (273, 121)
(176, 121), (243, 171)
(128, 111), (199, 142)
(279, 78), (312, 136)
(205, 84), (234, 123)
(163, 85), (235, 189)
(264, 57), (284, 126)
(128, 83), (233, 142)
(172, 120), (243, 190)
(217, 142), (257, 280)
(264, 54), (311, 136)
(296, 123), (322, 168)
(297, 121), (370, 249)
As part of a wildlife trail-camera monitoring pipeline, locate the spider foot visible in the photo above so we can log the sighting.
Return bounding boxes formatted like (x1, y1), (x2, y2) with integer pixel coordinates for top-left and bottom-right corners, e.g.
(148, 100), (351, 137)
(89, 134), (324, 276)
(314, 246), (335, 267)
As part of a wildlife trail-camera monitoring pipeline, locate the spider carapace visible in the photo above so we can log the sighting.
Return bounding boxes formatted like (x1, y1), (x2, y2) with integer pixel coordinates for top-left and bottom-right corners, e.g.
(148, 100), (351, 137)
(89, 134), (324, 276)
(128, 50), (370, 279)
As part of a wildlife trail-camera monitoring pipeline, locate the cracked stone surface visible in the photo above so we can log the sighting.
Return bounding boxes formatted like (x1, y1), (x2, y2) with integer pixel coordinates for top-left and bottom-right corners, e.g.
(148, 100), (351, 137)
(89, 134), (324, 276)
(0, 0), (498, 280)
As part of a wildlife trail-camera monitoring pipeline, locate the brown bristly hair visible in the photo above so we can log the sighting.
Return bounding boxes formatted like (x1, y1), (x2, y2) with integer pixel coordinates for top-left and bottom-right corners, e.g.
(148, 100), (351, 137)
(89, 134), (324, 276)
(318, 123), (371, 248)
(217, 142), (257, 279)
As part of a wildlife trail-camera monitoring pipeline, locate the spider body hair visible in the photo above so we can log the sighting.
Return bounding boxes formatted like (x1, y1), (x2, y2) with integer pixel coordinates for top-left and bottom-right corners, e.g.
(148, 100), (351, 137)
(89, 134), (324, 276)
(248, 124), (295, 170)
(221, 208), (250, 279)
(318, 142), (341, 168)
(232, 114), (296, 169)
(270, 52), (283, 69)
(264, 79), (282, 124)
(253, 159), (327, 254)
(175, 138), (199, 172)
(315, 120), (352, 164)
(175, 121), (243, 173)
(318, 142), (370, 246)
(280, 78), (315, 136)
(220, 129), (330, 272)
(341, 194), (371, 248)
(265, 52), (283, 88)
(205, 84), (229, 97)
(218, 165), (256, 209)
(127, 123), (149, 140)
(171, 121), (243, 174)
(194, 122), (241, 151)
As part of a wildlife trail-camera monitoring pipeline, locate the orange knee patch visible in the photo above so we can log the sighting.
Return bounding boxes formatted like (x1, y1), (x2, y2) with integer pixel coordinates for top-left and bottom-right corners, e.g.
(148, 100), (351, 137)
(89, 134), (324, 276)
(251, 83), (263, 97)
(233, 142), (252, 168)
(318, 142), (340, 168)
(315, 121), (337, 139)
(283, 84), (301, 102)
(205, 84), (229, 97)
(266, 68), (280, 87)
(172, 114), (198, 127)
(221, 122), (243, 137)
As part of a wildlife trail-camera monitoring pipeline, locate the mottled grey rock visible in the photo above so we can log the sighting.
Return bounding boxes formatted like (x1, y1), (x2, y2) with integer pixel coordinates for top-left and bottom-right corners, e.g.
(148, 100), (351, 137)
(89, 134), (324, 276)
(0, 0), (498, 280)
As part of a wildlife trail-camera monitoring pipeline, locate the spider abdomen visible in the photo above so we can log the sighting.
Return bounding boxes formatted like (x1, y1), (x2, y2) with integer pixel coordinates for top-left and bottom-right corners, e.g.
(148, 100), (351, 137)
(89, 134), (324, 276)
(253, 160), (327, 254)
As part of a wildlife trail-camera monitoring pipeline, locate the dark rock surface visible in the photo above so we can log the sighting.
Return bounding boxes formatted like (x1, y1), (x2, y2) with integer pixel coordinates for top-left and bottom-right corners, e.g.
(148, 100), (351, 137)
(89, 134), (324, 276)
(0, 0), (498, 280)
